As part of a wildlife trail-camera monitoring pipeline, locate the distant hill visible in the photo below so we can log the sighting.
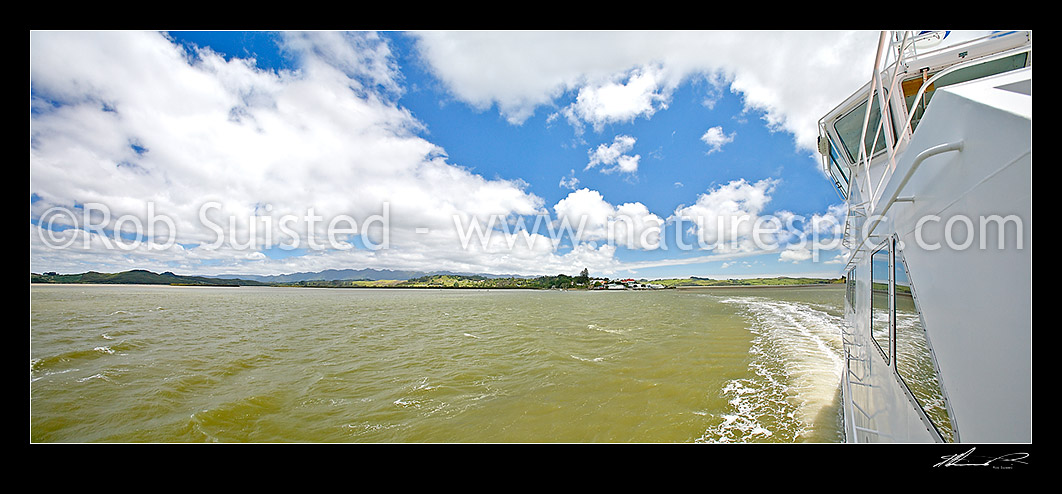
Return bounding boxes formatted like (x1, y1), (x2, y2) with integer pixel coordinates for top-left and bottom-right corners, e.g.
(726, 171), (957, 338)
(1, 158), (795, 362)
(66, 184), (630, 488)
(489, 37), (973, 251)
(210, 268), (530, 283)
(210, 268), (425, 283)
(30, 268), (536, 286)
(31, 269), (266, 286)
(282, 273), (589, 289)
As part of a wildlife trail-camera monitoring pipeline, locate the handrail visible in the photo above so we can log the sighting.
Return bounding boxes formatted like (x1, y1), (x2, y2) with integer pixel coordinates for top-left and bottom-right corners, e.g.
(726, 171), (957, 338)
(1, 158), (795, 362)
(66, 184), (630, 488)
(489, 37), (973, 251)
(868, 41), (909, 208)
(840, 199), (869, 249)
(865, 38), (1030, 184)
(844, 140), (964, 268)
(854, 31), (912, 208)
(838, 31), (1029, 259)
(898, 30), (1027, 66)
(841, 350), (858, 443)
(855, 32), (891, 203)
(894, 31), (947, 58)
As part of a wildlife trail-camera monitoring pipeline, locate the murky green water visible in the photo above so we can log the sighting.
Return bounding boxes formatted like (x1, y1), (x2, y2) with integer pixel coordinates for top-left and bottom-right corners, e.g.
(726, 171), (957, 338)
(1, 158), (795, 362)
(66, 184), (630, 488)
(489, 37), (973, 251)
(29, 284), (845, 443)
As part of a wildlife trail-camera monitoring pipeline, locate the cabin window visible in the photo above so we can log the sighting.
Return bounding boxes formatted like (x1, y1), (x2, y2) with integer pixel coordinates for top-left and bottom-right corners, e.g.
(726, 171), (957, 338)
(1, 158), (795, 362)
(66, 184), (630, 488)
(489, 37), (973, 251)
(845, 267), (857, 314)
(833, 91), (890, 165)
(870, 242), (891, 364)
(826, 137), (850, 199)
(903, 52), (1030, 133)
(893, 246), (956, 442)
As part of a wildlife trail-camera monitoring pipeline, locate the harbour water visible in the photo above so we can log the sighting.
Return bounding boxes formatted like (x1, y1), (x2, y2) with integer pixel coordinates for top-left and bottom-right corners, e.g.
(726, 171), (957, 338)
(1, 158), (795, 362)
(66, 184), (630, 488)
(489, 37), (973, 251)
(29, 284), (846, 443)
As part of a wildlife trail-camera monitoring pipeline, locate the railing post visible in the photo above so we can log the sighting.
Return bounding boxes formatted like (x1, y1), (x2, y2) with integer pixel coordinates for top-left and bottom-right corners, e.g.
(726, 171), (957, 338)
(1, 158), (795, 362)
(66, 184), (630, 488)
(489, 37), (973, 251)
(844, 140), (964, 268)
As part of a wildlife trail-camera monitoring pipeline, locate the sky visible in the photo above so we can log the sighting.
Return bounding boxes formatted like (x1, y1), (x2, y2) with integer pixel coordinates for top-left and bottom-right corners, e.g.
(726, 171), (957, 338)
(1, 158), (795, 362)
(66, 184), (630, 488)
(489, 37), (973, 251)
(30, 30), (917, 280)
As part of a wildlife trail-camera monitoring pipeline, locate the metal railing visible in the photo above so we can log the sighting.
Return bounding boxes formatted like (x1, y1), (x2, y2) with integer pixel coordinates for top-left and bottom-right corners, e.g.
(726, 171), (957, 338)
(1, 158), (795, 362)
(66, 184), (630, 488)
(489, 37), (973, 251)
(843, 141), (964, 272)
(840, 322), (878, 443)
(853, 31), (906, 213)
(840, 31), (1030, 271)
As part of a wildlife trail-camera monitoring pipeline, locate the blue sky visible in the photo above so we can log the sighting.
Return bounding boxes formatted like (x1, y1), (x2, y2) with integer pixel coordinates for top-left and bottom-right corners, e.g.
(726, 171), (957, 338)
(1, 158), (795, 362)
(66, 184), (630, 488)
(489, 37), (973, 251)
(30, 30), (894, 279)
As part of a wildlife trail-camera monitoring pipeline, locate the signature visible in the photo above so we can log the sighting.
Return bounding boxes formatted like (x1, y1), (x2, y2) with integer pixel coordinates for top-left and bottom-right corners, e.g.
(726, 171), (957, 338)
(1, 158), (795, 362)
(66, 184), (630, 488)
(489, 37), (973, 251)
(934, 447), (1029, 468)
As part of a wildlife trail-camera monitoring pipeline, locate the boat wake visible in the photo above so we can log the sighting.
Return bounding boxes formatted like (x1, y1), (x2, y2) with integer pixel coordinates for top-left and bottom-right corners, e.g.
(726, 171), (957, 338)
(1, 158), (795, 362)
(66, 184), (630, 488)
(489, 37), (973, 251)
(699, 296), (844, 443)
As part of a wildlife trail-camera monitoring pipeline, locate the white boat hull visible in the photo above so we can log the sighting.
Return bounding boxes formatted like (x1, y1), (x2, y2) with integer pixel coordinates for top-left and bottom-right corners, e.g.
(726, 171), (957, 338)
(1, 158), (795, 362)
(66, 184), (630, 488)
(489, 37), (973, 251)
(828, 34), (1032, 443)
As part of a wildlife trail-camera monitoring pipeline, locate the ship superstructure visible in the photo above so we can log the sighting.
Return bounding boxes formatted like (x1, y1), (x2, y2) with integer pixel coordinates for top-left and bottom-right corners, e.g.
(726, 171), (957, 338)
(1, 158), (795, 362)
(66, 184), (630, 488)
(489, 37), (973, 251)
(818, 31), (1032, 442)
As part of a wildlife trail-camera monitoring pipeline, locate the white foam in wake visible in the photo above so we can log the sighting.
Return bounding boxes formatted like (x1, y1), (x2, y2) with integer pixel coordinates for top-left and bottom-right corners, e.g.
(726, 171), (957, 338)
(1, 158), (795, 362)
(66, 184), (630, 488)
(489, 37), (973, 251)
(702, 296), (844, 443)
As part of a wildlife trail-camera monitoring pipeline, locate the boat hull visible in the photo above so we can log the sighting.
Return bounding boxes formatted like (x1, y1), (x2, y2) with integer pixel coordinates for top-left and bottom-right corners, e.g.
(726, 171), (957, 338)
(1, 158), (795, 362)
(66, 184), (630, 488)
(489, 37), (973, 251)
(840, 67), (1031, 443)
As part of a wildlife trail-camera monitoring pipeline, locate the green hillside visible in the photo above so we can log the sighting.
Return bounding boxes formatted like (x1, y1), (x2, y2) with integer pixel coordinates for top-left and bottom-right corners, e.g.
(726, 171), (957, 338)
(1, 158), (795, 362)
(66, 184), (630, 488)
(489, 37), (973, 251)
(30, 270), (265, 286)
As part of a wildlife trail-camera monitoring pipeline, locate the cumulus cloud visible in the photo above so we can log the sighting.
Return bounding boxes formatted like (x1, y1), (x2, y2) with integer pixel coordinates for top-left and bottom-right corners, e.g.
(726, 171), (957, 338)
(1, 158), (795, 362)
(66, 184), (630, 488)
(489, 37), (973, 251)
(779, 246), (813, 263)
(671, 178), (779, 253)
(785, 202), (847, 263)
(561, 65), (672, 133)
(278, 31), (403, 96)
(410, 30), (884, 152)
(552, 188), (663, 250)
(669, 178), (847, 261)
(586, 135), (640, 174)
(553, 189), (618, 242)
(28, 31), (628, 276)
(30, 30), (867, 278)
(558, 169), (580, 190)
(612, 202), (665, 251)
(701, 126), (736, 154)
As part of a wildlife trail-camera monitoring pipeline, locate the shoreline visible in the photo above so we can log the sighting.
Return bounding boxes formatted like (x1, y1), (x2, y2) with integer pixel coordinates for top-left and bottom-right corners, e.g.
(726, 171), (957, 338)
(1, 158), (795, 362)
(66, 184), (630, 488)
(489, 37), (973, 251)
(673, 283), (841, 290)
(31, 282), (842, 290)
(31, 270), (844, 291)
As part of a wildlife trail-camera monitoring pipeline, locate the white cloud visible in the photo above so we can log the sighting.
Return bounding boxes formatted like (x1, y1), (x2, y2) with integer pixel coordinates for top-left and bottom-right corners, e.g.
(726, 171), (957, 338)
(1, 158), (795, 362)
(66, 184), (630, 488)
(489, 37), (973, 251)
(562, 65), (672, 133)
(823, 252), (849, 265)
(779, 246), (813, 263)
(668, 178), (847, 263)
(586, 135), (640, 174)
(701, 126), (735, 154)
(29, 30), (870, 278)
(671, 178), (779, 253)
(29, 31), (628, 277)
(558, 169), (580, 190)
(612, 202), (665, 251)
(278, 31), (403, 96)
(770, 202), (847, 264)
(552, 188), (617, 242)
(411, 30), (885, 152)
(699, 71), (729, 110)
(552, 188), (663, 250)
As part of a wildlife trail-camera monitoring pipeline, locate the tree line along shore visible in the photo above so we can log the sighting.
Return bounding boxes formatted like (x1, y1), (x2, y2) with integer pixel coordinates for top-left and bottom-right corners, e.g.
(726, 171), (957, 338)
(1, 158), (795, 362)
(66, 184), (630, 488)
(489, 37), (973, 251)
(31, 269), (845, 290)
